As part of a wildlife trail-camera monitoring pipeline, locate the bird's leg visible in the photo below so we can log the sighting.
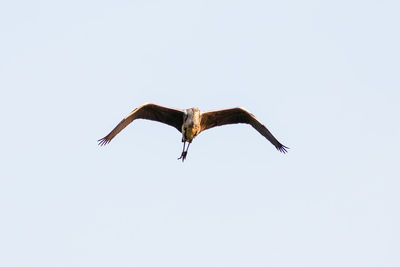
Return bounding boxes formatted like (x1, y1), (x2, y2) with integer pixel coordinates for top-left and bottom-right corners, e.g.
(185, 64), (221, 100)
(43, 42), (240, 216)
(185, 142), (191, 155)
(182, 142), (191, 161)
(178, 141), (186, 161)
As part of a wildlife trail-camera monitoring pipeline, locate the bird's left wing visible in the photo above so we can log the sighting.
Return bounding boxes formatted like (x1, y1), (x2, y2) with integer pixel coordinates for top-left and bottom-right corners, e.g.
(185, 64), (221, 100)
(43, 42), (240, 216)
(98, 103), (184, 146)
(200, 107), (288, 153)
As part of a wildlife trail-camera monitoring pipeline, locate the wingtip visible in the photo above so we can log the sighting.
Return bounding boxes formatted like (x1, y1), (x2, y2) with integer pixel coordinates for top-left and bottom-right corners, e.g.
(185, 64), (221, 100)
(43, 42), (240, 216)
(97, 137), (110, 146)
(278, 145), (289, 154)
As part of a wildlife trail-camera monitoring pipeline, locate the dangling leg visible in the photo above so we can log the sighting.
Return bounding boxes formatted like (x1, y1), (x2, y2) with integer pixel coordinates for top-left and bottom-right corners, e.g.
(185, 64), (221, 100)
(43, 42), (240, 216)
(185, 142), (191, 158)
(181, 142), (191, 162)
(178, 141), (186, 161)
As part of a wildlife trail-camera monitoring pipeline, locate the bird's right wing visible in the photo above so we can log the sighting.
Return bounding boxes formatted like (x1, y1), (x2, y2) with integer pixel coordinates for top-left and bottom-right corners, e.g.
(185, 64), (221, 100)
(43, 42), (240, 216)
(200, 107), (288, 153)
(98, 103), (184, 146)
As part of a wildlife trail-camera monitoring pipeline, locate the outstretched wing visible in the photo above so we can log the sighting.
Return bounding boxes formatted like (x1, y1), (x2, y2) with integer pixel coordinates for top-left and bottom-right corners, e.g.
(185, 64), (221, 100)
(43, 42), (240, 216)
(98, 103), (184, 146)
(200, 107), (288, 153)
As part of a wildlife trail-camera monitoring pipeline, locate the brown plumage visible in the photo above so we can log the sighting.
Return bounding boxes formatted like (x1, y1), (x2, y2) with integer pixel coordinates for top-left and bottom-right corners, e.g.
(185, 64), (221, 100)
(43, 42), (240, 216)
(98, 103), (183, 146)
(200, 107), (288, 153)
(98, 103), (288, 161)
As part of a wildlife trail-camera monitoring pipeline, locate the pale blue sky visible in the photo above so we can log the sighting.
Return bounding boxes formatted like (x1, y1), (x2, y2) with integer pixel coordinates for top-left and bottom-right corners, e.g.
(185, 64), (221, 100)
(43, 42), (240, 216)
(1, 1), (399, 266)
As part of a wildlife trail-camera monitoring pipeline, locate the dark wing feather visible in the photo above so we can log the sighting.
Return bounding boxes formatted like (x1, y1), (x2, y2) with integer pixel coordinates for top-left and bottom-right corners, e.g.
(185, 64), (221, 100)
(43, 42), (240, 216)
(200, 107), (288, 153)
(98, 103), (184, 146)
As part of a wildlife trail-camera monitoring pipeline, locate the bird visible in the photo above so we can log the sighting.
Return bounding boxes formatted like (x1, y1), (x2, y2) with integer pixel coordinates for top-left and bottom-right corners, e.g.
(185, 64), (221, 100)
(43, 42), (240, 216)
(98, 102), (288, 162)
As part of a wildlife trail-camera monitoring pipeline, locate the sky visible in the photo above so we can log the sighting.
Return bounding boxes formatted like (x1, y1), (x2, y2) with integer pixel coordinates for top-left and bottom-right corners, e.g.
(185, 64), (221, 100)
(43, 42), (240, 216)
(1, 0), (399, 266)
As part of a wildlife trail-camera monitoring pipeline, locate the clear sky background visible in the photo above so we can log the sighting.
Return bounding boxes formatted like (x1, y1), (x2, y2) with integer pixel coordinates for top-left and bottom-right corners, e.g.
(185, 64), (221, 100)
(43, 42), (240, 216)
(1, 1), (399, 266)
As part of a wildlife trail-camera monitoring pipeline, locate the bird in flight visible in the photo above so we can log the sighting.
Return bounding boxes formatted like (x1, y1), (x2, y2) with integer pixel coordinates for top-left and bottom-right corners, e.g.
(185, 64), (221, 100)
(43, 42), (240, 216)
(98, 103), (288, 162)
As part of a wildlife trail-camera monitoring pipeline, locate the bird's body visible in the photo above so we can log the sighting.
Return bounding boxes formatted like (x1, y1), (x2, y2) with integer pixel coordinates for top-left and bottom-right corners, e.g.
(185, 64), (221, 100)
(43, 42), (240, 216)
(182, 108), (201, 142)
(98, 103), (288, 161)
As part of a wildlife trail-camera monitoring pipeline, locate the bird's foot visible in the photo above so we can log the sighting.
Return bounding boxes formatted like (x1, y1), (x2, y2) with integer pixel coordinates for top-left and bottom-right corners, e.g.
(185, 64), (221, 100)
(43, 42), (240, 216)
(178, 151), (187, 162)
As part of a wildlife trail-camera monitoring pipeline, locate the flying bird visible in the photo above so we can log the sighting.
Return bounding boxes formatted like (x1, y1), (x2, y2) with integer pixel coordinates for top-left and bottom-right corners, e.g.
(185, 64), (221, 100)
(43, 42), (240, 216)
(98, 103), (288, 161)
